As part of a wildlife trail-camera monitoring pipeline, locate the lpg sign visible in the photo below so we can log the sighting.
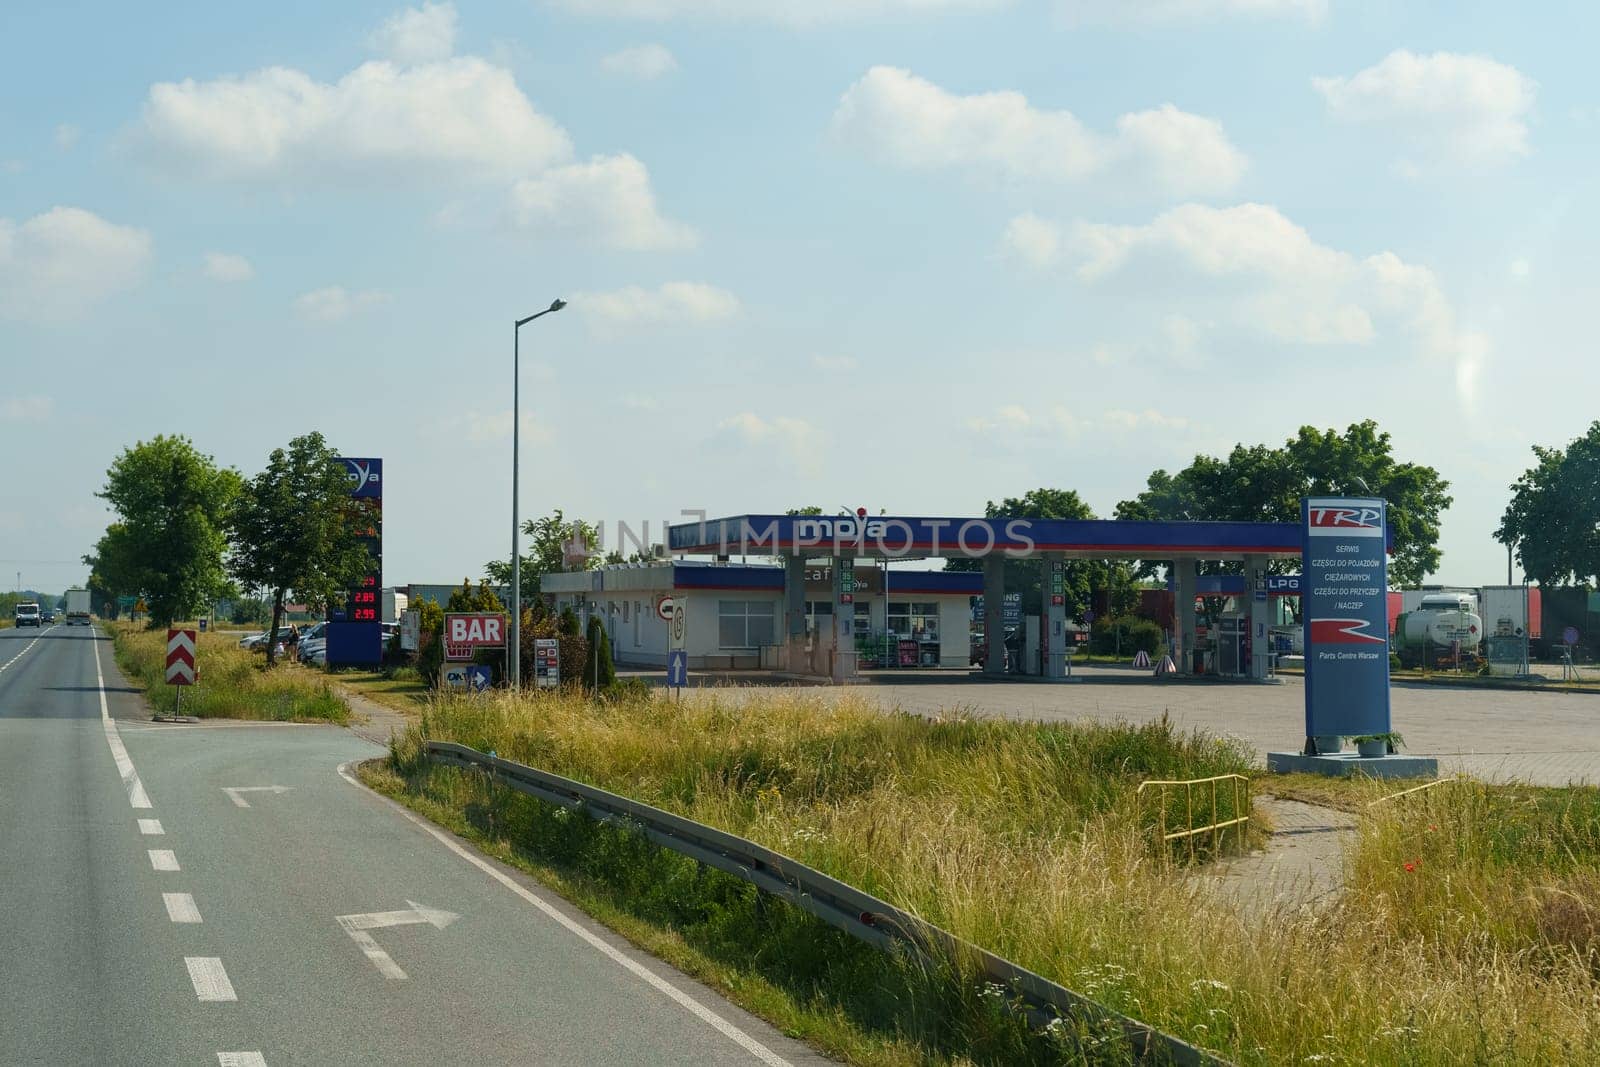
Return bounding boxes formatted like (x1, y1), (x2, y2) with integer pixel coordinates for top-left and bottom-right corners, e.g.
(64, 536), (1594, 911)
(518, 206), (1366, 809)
(444, 613), (505, 661)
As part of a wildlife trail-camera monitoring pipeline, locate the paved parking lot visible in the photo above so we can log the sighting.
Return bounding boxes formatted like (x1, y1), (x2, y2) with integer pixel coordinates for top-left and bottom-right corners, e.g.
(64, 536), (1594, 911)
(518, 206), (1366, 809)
(671, 666), (1600, 786)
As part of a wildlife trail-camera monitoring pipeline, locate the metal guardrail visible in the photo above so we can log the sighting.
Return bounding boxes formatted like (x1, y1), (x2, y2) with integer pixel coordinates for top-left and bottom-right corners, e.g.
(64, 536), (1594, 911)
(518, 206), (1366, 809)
(1366, 775), (1464, 808)
(424, 740), (1223, 1066)
(1138, 775), (1251, 856)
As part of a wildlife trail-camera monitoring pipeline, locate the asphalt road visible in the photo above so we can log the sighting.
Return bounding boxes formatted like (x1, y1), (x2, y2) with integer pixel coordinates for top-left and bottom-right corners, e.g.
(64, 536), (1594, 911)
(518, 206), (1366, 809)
(0, 625), (825, 1066)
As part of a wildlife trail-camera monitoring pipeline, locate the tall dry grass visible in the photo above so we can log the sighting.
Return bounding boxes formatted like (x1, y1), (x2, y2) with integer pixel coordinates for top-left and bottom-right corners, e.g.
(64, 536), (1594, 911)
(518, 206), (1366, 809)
(111, 623), (347, 722)
(386, 689), (1600, 1065)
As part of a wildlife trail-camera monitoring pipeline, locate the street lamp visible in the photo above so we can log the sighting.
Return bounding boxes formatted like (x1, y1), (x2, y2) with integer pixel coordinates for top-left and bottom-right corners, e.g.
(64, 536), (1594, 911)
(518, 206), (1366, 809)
(510, 298), (567, 690)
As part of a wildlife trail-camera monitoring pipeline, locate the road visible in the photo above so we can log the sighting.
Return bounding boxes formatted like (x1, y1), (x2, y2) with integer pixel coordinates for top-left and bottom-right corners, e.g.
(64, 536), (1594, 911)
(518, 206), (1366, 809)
(0, 625), (824, 1066)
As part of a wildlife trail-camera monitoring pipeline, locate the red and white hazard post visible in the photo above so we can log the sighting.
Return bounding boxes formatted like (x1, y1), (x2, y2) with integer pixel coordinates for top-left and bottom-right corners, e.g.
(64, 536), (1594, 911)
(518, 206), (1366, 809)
(166, 628), (196, 716)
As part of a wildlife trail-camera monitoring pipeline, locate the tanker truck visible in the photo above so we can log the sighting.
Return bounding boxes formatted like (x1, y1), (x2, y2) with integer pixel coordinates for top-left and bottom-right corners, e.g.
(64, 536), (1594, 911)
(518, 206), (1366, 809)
(1393, 592), (1483, 668)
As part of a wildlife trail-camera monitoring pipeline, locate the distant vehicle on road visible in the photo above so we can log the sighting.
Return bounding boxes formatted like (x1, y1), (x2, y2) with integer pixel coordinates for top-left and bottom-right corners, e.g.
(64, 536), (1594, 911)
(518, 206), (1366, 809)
(65, 588), (91, 625)
(13, 602), (42, 628)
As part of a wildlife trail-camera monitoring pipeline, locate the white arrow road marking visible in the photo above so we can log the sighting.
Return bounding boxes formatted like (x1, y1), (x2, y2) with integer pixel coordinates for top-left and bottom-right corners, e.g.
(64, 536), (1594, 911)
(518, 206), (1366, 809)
(138, 818), (164, 835)
(164, 892), (202, 924)
(335, 900), (460, 980)
(185, 957), (237, 1002)
(217, 1054), (266, 1067)
(223, 785), (292, 809)
(337, 759), (793, 1067)
(148, 849), (180, 872)
(93, 638), (151, 809)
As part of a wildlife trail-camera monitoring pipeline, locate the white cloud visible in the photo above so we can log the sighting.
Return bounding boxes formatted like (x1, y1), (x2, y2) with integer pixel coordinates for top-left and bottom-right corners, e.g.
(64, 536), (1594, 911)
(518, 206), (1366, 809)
(810, 354), (858, 372)
(967, 403), (1192, 438)
(509, 154), (696, 249)
(1027, 201), (1489, 407)
(0, 206), (152, 322)
(1060, 0), (1324, 23)
(55, 124), (80, 150)
(460, 410), (550, 443)
(369, 2), (459, 64)
(717, 412), (820, 462)
(600, 43), (678, 79)
(1001, 212), (1061, 267)
(1314, 50), (1536, 169)
(128, 57), (572, 183)
(552, 0), (1004, 27)
(293, 286), (391, 322)
(203, 251), (254, 282)
(2, 396), (53, 422)
(833, 67), (1245, 195)
(573, 282), (739, 326)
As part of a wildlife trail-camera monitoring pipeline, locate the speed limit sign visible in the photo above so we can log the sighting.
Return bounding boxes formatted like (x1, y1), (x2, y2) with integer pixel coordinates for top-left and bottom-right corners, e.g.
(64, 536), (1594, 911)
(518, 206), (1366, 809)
(669, 595), (687, 653)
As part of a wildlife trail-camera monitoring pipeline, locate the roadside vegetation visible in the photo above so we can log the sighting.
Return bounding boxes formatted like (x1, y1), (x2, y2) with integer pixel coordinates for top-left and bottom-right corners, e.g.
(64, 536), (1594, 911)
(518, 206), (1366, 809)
(365, 689), (1600, 1065)
(110, 622), (348, 723)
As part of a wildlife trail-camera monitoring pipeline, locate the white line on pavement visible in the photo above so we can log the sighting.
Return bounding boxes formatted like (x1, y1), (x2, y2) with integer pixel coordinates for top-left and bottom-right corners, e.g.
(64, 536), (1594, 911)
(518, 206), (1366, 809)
(339, 926), (409, 980)
(336, 761), (793, 1067)
(185, 957), (237, 1002)
(148, 849), (180, 872)
(0, 625), (55, 673)
(217, 1055), (266, 1067)
(138, 818), (165, 835)
(163, 892), (203, 924)
(92, 635), (152, 809)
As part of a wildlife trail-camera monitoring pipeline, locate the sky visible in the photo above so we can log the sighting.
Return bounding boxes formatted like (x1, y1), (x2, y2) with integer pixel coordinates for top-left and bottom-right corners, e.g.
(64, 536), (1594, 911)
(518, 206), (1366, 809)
(3, 0), (1597, 594)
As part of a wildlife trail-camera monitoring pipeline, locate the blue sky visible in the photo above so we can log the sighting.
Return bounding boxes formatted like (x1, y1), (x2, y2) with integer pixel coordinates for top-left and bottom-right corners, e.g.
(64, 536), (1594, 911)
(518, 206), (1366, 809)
(3, 0), (1596, 593)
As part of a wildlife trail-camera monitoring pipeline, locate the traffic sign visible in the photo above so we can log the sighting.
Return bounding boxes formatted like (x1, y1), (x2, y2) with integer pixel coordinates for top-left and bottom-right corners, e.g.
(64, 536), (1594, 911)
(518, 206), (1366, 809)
(534, 638), (560, 689)
(667, 649), (688, 688)
(1564, 626), (1581, 646)
(655, 595), (674, 622)
(165, 629), (196, 686)
(668, 596), (687, 653)
(400, 609), (420, 652)
(443, 613), (506, 661)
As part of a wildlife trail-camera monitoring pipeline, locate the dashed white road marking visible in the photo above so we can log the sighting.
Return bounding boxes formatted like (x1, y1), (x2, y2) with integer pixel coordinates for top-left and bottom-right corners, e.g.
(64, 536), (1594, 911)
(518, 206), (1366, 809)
(336, 761), (793, 1067)
(148, 849), (180, 872)
(163, 892), (202, 924)
(185, 957), (237, 1002)
(138, 818), (165, 836)
(217, 1053), (267, 1067)
(0, 625), (55, 673)
(92, 635), (152, 809)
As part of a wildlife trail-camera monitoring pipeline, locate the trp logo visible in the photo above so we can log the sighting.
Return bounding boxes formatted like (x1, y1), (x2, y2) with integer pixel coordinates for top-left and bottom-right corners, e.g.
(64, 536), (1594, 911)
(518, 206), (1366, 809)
(1307, 503), (1382, 536)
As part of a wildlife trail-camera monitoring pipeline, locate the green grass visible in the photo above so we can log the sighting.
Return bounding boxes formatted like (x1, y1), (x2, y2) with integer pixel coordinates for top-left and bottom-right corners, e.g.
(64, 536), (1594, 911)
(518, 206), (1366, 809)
(110, 622), (349, 723)
(334, 668), (430, 714)
(369, 688), (1600, 1065)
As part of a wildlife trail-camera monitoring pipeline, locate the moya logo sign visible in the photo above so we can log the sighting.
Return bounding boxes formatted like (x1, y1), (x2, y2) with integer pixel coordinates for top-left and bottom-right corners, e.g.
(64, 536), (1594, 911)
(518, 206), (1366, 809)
(340, 457), (383, 498)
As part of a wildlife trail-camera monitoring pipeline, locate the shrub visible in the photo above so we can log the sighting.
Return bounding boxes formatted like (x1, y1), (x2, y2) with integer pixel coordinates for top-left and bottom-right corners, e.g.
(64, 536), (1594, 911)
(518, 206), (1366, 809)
(583, 615), (617, 690)
(1089, 615), (1164, 657)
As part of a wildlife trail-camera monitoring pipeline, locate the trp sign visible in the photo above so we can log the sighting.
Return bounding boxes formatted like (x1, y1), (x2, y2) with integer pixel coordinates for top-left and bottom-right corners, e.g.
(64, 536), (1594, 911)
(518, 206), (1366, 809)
(443, 613), (506, 661)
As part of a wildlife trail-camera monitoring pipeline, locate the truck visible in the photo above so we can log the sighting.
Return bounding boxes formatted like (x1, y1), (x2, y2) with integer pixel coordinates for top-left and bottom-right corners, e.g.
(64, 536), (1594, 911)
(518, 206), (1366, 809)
(1393, 592), (1483, 668)
(65, 588), (91, 626)
(382, 588), (408, 625)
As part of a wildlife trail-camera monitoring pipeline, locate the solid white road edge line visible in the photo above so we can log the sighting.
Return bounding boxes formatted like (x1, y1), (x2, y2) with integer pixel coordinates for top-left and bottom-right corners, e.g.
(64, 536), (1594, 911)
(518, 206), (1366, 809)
(91, 634), (152, 809)
(336, 761), (792, 1067)
(164, 892), (203, 924)
(148, 849), (180, 871)
(185, 957), (238, 1002)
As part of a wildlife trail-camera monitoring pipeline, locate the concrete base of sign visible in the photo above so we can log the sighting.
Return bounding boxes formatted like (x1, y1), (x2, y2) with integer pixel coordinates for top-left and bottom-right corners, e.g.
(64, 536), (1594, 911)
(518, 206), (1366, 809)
(1267, 751), (1439, 780)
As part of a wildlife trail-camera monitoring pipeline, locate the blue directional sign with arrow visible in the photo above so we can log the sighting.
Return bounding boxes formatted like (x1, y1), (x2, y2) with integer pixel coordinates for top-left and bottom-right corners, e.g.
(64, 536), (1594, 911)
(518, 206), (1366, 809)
(666, 649), (688, 689)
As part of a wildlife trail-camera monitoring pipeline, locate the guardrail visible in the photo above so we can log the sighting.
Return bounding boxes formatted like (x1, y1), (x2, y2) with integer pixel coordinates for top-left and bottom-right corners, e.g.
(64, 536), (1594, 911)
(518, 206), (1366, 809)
(1137, 775), (1251, 856)
(1366, 775), (1464, 808)
(423, 740), (1223, 1066)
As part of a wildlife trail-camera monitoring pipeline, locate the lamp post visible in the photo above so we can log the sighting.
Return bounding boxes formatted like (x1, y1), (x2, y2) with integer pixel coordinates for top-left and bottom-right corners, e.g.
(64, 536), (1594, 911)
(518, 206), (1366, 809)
(510, 298), (567, 691)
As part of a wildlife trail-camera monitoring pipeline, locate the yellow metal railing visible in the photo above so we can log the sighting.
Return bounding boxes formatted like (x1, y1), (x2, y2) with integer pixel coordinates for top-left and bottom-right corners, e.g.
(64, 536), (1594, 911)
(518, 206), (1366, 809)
(1138, 774), (1251, 856)
(1366, 775), (1464, 808)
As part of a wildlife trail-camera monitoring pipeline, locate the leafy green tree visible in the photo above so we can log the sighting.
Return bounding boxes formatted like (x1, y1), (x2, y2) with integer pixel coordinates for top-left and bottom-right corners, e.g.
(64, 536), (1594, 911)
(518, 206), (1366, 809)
(1497, 421), (1600, 586)
(445, 578), (504, 614)
(946, 488), (1103, 620)
(485, 509), (601, 606)
(559, 605), (581, 636)
(93, 435), (240, 626)
(1118, 420), (1452, 586)
(785, 506), (824, 515)
(227, 432), (371, 666)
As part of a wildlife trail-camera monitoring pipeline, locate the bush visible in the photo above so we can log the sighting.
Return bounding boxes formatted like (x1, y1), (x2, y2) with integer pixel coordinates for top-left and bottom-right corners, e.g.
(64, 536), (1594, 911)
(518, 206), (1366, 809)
(1089, 615), (1164, 657)
(520, 612), (587, 688)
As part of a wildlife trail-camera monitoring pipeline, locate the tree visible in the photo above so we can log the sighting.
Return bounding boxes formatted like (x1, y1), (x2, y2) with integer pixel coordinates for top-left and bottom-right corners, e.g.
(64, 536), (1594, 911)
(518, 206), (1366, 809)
(584, 615), (617, 690)
(485, 509), (601, 607)
(1498, 421), (1600, 587)
(1118, 421), (1452, 587)
(93, 436), (240, 626)
(228, 432), (371, 666)
(785, 506), (824, 515)
(945, 488), (1107, 621)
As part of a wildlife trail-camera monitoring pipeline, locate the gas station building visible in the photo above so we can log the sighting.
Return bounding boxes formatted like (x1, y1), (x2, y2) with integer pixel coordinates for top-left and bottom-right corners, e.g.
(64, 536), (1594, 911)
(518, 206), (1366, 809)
(545, 513), (1321, 683)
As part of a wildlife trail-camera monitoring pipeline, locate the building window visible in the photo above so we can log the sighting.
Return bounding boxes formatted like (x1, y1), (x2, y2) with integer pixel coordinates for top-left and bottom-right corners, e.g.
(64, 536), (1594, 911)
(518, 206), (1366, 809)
(719, 600), (776, 648)
(622, 601), (630, 622)
(804, 600), (834, 633)
(887, 602), (940, 641)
